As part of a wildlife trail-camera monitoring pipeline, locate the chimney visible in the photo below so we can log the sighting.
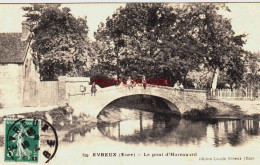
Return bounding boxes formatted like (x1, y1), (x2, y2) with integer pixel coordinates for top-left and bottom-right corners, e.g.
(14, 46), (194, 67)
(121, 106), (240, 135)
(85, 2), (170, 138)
(21, 21), (30, 41)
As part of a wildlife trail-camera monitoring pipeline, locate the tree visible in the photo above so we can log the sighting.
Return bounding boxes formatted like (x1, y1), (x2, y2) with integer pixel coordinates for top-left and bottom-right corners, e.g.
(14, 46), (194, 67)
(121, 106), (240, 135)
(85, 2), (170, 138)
(218, 53), (246, 90)
(186, 69), (213, 89)
(244, 52), (260, 89)
(23, 4), (90, 80)
(94, 4), (180, 80)
(94, 3), (205, 86)
(180, 3), (247, 90)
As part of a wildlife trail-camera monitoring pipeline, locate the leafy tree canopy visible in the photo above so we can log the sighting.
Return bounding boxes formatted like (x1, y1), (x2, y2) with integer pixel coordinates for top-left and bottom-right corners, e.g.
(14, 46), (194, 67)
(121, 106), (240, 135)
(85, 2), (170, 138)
(94, 3), (247, 88)
(243, 52), (260, 88)
(23, 4), (90, 80)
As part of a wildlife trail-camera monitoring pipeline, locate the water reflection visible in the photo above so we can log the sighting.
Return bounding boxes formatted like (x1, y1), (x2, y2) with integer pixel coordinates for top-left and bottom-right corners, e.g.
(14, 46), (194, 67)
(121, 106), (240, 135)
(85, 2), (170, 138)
(212, 119), (260, 147)
(98, 112), (180, 143)
(62, 125), (95, 143)
(97, 110), (260, 147)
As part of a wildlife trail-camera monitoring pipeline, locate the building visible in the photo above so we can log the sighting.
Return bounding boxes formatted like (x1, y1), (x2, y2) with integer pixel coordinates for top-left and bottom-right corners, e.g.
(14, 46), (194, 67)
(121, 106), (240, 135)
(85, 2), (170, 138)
(0, 21), (39, 108)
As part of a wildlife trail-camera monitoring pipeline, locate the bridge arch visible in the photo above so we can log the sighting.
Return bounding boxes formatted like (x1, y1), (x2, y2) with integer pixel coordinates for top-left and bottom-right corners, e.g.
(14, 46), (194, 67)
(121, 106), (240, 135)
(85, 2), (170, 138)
(97, 94), (181, 118)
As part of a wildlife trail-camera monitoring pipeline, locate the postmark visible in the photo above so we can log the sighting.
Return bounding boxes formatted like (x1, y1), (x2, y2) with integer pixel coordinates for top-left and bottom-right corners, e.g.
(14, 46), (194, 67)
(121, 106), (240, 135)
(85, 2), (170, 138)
(4, 117), (58, 163)
(40, 118), (59, 163)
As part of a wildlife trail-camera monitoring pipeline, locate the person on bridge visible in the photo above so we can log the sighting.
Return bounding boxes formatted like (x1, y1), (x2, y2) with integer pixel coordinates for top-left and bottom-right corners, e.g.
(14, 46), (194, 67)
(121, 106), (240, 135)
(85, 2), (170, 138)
(91, 82), (97, 96)
(142, 76), (146, 89)
(80, 85), (86, 96)
(173, 81), (184, 90)
(126, 76), (134, 90)
(179, 83), (184, 90)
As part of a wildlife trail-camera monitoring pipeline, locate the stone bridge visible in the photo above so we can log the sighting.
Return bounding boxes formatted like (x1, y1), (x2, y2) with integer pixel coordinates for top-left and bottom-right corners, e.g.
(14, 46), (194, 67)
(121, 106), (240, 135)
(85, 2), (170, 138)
(68, 84), (207, 118)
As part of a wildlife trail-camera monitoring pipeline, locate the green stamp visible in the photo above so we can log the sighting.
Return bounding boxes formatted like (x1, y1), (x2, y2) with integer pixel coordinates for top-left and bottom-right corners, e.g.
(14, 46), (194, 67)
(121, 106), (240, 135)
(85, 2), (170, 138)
(5, 118), (40, 162)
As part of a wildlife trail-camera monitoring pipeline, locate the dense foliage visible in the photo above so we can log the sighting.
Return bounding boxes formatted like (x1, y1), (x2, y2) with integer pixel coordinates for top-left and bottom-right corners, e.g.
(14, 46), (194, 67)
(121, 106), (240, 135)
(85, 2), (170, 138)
(94, 3), (247, 88)
(22, 3), (254, 89)
(23, 4), (90, 80)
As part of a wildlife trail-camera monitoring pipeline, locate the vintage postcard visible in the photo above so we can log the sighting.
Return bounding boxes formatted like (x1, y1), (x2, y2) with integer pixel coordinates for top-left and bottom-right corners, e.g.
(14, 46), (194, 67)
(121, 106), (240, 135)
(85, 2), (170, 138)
(0, 1), (260, 165)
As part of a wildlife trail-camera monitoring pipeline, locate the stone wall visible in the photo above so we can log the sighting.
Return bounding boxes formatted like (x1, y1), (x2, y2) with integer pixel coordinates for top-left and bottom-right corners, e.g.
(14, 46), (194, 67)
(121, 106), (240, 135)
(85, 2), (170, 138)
(65, 77), (91, 97)
(58, 76), (67, 106)
(0, 79), (24, 107)
(58, 76), (91, 106)
(0, 54), (40, 108)
(0, 64), (23, 78)
(0, 64), (24, 107)
(147, 87), (207, 114)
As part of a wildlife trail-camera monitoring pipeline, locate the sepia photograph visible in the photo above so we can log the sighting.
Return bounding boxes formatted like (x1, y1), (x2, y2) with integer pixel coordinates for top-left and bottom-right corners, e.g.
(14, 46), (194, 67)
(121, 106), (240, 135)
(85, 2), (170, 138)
(0, 1), (260, 164)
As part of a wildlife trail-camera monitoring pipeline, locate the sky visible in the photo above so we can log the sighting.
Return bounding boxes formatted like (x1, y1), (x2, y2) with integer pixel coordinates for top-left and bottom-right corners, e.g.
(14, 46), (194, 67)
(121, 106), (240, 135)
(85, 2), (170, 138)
(0, 3), (260, 52)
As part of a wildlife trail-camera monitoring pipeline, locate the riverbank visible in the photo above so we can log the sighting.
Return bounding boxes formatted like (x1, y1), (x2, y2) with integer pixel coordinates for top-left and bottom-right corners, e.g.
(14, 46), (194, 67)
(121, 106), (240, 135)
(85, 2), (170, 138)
(187, 100), (260, 121)
(220, 100), (260, 115)
(0, 106), (97, 138)
(0, 106), (59, 118)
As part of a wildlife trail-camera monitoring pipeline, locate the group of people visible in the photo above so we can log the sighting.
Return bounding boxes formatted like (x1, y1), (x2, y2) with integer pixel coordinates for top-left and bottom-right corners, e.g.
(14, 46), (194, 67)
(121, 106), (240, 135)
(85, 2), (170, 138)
(126, 76), (147, 90)
(114, 76), (184, 90)
(80, 77), (183, 96)
(80, 82), (97, 96)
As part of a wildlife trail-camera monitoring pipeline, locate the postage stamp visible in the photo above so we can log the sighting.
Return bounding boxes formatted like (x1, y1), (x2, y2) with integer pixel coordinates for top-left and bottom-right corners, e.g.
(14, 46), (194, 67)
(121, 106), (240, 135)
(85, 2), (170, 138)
(4, 118), (40, 162)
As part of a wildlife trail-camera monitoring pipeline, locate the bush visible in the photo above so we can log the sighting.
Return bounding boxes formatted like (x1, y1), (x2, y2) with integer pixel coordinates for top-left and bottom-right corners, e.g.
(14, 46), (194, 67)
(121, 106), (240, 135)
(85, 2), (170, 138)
(202, 107), (218, 118)
(183, 107), (218, 120)
(183, 109), (203, 120)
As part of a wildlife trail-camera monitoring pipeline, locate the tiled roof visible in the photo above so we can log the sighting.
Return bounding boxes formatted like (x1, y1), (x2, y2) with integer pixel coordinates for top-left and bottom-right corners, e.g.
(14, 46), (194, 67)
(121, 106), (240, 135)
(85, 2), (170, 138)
(0, 33), (28, 64)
